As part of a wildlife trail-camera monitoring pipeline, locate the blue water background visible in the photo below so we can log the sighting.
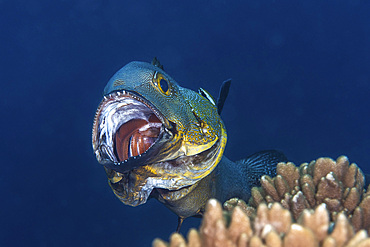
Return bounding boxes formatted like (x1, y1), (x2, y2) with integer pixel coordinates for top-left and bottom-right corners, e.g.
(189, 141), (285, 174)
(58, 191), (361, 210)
(1, 1), (370, 246)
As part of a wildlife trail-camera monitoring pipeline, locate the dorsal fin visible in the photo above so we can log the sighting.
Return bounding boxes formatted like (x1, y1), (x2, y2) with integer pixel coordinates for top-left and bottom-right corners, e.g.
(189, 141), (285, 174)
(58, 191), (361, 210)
(152, 57), (164, 70)
(216, 79), (231, 115)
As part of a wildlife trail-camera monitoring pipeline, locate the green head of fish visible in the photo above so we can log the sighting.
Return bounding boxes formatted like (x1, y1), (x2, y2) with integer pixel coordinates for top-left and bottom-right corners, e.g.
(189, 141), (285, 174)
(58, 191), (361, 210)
(92, 61), (227, 206)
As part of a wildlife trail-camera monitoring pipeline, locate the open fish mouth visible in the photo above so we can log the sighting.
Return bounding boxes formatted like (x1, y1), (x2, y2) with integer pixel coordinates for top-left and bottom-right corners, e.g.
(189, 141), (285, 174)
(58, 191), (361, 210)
(92, 90), (173, 173)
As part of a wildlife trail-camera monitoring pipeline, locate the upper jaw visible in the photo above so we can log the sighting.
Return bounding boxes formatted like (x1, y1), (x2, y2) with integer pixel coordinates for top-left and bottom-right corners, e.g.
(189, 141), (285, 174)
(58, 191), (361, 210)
(92, 90), (173, 173)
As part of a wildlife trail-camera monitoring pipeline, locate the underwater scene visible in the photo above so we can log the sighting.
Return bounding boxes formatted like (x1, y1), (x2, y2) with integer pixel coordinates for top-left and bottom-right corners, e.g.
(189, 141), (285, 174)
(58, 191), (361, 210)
(2, 0), (370, 246)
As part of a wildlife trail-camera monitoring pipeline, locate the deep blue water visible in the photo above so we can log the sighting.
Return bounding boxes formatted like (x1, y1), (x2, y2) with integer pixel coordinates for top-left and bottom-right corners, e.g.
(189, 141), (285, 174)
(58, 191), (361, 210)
(1, 0), (370, 246)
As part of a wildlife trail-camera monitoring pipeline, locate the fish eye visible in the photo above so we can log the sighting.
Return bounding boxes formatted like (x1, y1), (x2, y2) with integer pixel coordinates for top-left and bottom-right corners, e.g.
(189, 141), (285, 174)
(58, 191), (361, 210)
(154, 72), (171, 96)
(159, 79), (169, 93)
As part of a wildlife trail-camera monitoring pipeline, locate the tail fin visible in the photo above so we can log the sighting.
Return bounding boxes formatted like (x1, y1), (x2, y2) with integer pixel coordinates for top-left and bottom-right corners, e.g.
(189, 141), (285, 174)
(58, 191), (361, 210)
(237, 150), (288, 188)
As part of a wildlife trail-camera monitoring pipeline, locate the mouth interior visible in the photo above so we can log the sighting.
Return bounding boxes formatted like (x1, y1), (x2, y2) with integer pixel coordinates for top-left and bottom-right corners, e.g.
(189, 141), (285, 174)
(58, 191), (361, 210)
(114, 114), (162, 162)
(93, 91), (168, 165)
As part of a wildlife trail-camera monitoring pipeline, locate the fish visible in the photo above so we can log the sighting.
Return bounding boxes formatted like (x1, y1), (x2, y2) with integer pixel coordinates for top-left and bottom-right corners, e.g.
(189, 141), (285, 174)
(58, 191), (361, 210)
(92, 59), (288, 230)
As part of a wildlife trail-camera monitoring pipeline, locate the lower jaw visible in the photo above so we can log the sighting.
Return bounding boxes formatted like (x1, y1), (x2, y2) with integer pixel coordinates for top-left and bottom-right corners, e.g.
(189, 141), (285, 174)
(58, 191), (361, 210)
(154, 182), (199, 202)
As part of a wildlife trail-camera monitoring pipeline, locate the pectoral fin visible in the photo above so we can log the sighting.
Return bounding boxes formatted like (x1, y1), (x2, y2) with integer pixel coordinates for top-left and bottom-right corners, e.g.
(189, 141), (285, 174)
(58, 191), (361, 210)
(238, 150), (288, 188)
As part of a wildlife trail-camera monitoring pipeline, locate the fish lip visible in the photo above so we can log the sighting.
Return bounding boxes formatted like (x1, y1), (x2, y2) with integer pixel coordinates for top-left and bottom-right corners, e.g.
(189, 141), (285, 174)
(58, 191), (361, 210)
(92, 90), (173, 173)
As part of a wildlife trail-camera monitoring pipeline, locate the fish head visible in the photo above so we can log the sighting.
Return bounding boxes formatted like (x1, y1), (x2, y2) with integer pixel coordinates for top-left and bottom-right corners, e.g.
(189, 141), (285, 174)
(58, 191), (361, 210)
(92, 61), (227, 206)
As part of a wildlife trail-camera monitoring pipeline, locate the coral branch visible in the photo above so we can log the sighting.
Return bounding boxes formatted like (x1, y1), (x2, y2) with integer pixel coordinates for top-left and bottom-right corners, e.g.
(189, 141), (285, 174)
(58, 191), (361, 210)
(153, 156), (370, 247)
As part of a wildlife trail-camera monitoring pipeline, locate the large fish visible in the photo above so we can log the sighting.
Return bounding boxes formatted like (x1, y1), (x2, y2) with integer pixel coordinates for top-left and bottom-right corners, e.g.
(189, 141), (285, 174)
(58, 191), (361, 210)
(92, 59), (287, 229)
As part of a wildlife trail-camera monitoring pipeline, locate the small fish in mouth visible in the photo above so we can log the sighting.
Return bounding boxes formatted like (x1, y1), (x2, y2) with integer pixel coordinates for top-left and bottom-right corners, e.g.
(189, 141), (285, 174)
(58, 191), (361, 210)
(92, 58), (288, 230)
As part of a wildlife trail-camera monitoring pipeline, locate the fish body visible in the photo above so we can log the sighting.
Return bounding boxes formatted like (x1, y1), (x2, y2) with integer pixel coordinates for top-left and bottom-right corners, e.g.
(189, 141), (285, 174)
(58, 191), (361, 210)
(92, 60), (287, 220)
(153, 151), (287, 219)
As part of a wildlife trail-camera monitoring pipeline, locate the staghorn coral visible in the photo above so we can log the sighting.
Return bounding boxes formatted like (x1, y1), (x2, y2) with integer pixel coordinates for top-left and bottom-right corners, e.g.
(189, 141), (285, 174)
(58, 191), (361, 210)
(153, 156), (370, 247)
